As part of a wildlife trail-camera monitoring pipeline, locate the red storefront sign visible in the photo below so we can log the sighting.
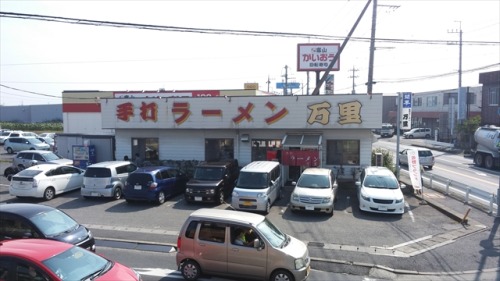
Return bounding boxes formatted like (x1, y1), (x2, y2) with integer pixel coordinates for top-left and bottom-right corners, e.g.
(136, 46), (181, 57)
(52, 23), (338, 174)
(281, 150), (319, 167)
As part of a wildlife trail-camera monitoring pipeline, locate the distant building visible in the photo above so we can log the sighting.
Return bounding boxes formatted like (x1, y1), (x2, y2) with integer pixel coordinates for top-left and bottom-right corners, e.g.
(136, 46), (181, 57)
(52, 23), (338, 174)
(0, 104), (62, 123)
(478, 70), (500, 126)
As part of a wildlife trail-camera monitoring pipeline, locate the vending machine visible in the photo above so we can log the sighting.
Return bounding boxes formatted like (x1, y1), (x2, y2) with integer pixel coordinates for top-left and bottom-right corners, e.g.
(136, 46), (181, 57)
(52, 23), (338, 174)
(72, 145), (97, 169)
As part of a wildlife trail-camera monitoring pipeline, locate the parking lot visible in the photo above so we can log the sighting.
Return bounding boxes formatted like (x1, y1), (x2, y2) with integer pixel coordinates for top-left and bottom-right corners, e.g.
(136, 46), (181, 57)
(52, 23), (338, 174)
(1, 152), (498, 279)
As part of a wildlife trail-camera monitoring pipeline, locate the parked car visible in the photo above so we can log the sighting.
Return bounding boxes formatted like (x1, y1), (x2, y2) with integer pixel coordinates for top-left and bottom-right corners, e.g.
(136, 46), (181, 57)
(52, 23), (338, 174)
(231, 161), (283, 214)
(176, 208), (310, 281)
(399, 148), (435, 169)
(0, 203), (95, 251)
(13, 150), (73, 170)
(9, 164), (85, 200)
(403, 128), (432, 139)
(185, 160), (239, 205)
(38, 132), (56, 139)
(355, 166), (406, 215)
(0, 130), (21, 144)
(123, 166), (189, 204)
(289, 168), (337, 215)
(82, 161), (138, 200)
(37, 136), (55, 150)
(0, 239), (141, 280)
(3, 137), (50, 154)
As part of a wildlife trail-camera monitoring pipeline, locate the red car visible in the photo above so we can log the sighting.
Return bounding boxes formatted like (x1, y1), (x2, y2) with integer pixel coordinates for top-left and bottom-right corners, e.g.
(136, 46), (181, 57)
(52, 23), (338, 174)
(0, 239), (142, 281)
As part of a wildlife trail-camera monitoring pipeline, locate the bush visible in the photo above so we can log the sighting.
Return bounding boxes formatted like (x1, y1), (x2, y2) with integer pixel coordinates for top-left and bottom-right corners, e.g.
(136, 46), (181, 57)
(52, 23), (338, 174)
(0, 122), (63, 133)
(371, 147), (395, 173)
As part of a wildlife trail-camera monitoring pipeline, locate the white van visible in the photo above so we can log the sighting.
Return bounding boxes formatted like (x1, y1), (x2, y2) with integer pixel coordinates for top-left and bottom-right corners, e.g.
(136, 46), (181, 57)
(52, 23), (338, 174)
(231, 161), (282, 214)
(176, 208), (311, 281)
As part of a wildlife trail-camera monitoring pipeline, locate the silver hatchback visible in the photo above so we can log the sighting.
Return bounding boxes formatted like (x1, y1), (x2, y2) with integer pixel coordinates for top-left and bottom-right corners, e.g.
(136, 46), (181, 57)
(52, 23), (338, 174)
(289, 168), (337, 215)
(399, 148), (435, 169)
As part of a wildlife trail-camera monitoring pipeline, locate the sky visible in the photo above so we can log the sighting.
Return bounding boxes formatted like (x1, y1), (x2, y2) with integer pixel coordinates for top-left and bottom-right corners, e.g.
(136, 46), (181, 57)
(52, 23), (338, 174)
(0, 0), (499, 106)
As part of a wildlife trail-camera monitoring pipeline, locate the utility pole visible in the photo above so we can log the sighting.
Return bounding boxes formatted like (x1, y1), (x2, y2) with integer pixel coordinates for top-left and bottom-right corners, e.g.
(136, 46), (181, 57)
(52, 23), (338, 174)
(349, 66), (359, 94)
(283, 65), (289, 96)
(266, 75), (271, 93)
(448, 21), (463, 133)
(366, 0), (377, 96)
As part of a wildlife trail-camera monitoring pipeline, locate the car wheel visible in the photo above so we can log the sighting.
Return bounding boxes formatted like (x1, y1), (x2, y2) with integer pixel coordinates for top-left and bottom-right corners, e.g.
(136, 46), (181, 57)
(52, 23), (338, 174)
(126, 199), (134, 203)
(180, 260), (201, 281)
(485, 155), (494, 169)
(43, 187), (55, 200)
(17, 165), (26, 171)
(217, 189), (225, 205)
(408, 135), (414, 139)
(113, 187), (122, 200)
(271, 269), (294, 281)
(83, 196), (91, 199)
(428, 166), (433, 170)
(6, 147), (13, 154)
(425, 134), (431, 139)
(157, 191), (166, 205)
(474, 153), (484, 167)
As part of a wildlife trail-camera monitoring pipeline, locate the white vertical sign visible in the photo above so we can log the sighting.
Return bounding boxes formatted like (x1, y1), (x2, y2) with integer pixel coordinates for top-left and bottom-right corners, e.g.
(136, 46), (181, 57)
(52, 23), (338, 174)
(407, 149), (422, 191)
(400, 92), (412, 130)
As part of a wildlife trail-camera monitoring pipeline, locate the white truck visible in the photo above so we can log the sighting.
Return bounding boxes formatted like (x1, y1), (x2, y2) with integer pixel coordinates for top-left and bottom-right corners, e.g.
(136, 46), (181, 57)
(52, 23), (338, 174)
(473, 125), (500, 170)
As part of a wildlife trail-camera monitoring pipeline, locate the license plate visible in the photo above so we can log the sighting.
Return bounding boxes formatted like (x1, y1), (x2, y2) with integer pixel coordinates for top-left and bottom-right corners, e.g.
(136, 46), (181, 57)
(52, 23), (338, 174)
(242, 201), (253, 206)
(91, 192), (99, 197)
(378, 206), (388, 211)
(305, 205), (314, 211)
(195, 196), (202, 201)
(134, 185), (142, 190)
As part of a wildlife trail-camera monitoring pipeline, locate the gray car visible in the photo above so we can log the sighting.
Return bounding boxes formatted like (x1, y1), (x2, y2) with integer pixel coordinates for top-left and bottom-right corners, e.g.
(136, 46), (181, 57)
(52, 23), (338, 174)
(399, 148), (435, 169)
(4, 137), (50, 154)
(13, 150), (73, 170)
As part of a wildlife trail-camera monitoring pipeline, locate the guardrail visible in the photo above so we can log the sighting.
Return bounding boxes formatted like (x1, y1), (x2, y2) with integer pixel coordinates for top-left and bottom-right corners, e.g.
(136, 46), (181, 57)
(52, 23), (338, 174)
(399, 169), (499, 216)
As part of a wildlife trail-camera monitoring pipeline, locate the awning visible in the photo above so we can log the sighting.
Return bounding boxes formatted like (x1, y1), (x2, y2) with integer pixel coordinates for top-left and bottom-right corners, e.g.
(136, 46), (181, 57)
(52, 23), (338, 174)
(282, 134), (322, 148)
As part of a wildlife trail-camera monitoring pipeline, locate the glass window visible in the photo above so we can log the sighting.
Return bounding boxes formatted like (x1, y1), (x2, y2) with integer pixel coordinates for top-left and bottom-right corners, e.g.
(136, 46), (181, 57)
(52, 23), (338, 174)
(251, 139), (281, 161)
(198, 222), (225, 243)
(326, 140), (360, 165)
(205, 138), (234, 162)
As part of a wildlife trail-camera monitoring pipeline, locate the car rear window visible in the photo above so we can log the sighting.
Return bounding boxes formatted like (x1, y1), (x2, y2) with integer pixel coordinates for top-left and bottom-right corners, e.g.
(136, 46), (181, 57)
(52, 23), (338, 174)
(127, 173), (154, 184)
(84, 168), (111, 178)
(418, 150), (433, 157)
(16, 170), (43, 177)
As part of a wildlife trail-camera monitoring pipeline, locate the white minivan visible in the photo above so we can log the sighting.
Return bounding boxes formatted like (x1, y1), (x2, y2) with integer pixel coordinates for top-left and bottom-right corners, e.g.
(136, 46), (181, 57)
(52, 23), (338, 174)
(231, 161), (282, 214)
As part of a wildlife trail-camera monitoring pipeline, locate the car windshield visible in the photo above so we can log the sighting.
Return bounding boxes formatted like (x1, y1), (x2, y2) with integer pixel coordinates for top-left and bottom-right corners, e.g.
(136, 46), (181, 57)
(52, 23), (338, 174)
(296, 174), (329, 188)
(1, 132), (9, 136)
(30, 209), (78, 236)
(193, 167), (224, 180)
(363, 175), (399, 189)
(43, 245), (111, 281)
(43, 152), (64, 161)
(236, 172), (268, 189)
(28, 138), (43, 144)
(256, 217), (287, 248)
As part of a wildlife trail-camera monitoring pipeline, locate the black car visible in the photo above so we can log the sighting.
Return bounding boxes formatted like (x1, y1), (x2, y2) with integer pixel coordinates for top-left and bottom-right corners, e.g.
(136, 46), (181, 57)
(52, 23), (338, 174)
(0, 203), (95, 252)
(185, 160), (240, 205)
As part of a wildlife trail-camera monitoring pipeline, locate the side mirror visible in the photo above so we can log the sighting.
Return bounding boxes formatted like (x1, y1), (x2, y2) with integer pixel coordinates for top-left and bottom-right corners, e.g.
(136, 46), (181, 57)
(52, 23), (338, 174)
(253, 238), (263, 249)
(291, 181), (297, 186)
(30, 160), (38, 165)
(400, 183), (406, 189)
(355, 181), (361, 186)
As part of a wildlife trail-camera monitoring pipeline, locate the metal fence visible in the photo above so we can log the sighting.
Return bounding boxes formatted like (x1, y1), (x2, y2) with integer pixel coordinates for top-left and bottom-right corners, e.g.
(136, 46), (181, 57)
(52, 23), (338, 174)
(399, 169), (499, 216)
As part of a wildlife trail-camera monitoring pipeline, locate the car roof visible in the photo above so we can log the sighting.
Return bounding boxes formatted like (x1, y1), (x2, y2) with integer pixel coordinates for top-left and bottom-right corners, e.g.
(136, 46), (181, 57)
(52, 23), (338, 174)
(189, 208), (265, 226)
(17, 150), (55, 154)
(0, 203), (56, 217)
(134, 166), (175, 173)
(301, 167), (331, 175)
(364, 166), (394, 176)
(87, 161), (131, 167)
(0, 238), (72, 260)
(240, 161), (279, 172)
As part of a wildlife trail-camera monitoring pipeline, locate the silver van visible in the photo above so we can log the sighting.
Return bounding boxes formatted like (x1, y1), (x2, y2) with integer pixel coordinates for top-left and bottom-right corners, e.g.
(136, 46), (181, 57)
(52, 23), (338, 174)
(176, 208), (311, 281)
(81, 161), (138, 200)
(231, 161), (283, 214)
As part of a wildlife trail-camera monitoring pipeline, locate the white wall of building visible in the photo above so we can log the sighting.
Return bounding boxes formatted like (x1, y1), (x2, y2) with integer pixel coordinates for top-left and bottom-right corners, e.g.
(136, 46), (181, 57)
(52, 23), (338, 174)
(63, 113), (115, 135)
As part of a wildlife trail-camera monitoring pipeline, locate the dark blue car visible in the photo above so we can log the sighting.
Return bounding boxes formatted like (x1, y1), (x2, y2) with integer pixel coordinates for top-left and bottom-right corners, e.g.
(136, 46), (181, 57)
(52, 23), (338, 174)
(123, 166), (189, 204)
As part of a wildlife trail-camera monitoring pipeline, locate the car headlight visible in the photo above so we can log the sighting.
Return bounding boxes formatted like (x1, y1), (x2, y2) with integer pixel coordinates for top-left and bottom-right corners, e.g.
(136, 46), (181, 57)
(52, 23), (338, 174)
(295, 257), (306, 270)
(232, 191), (239, 197)
(361, 193), (370, 201)
(321, 196), (332, 203)
(291, 193), (299, 201)
(186, 188), (192, 193)
(395, 198), (403, 203)
(207, 189), (215, 194)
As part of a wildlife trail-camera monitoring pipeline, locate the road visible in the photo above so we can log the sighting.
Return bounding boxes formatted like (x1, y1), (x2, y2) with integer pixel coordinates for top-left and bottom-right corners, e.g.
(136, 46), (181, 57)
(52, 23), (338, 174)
(1, 150), (499, 281)
(374, 136), (500, 195)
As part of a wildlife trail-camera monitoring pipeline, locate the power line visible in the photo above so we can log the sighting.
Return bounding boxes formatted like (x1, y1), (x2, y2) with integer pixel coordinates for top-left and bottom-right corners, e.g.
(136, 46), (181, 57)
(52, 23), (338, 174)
(1, 11), (498, 46)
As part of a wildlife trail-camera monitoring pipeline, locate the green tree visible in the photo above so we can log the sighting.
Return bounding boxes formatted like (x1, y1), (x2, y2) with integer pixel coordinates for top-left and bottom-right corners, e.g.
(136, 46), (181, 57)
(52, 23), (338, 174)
(371, 147), (395, 173)
(455, 115), (481, 152)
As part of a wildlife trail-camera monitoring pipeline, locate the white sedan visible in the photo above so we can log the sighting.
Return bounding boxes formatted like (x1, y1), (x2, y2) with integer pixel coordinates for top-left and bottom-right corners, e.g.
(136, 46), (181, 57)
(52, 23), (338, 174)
(9, 164), (85, 200)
